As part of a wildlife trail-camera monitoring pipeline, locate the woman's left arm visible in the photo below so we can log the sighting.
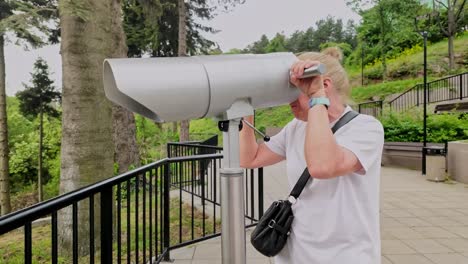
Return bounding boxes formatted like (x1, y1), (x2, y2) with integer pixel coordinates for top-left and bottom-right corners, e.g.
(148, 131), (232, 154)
(304, 105), (362, 179)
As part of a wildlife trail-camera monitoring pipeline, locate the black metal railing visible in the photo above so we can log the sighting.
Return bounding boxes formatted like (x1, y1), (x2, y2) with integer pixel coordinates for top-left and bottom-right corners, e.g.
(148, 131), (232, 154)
(389, 72), (467, 112)
(167, 140), (264, 225)
(357, 100), (383, 117)
(0, 149), (264, 263)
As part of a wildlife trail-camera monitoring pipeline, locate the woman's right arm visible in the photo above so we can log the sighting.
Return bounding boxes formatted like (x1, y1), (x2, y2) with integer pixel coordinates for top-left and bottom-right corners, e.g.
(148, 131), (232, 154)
(239, 115), (285, 169)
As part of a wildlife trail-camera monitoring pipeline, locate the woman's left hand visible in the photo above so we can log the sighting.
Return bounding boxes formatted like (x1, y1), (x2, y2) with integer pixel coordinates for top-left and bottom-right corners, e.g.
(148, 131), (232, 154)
(290, 60), (325, 98)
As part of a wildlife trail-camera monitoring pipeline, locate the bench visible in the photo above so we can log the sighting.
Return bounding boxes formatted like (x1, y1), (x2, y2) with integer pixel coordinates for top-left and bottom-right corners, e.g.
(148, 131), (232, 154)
(382, 142), (445, 170)
(434, 102), (468, 113)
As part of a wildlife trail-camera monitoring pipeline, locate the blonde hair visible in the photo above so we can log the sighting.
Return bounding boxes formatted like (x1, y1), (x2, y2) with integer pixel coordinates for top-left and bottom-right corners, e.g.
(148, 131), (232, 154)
(297, 47), (350, 103)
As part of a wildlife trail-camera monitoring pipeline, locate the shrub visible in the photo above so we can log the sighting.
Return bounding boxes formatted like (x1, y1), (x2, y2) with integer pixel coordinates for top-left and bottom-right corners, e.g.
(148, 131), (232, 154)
(379, 109), (468, 143)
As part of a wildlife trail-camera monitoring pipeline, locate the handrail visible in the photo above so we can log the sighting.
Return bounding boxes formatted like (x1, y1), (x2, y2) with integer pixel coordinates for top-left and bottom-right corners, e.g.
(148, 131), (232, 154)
(388, 72), (466, 105)
(0, 154), (222, 235)
(388, 83), (422, 104)
(388, 72), (467, 113)
(168, 142), (223, 150)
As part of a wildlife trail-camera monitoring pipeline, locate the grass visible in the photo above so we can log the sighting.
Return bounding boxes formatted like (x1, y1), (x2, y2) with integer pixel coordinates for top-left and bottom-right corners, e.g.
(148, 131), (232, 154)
(0, 192), (220, 264)
(347, 32), (468, 84)
(350, 78), (422, 102)
(348, 33), (468, 103)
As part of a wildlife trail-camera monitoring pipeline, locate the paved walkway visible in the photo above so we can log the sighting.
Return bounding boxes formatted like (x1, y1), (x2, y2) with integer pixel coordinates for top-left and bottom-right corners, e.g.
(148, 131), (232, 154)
(166, 163), (468, 264)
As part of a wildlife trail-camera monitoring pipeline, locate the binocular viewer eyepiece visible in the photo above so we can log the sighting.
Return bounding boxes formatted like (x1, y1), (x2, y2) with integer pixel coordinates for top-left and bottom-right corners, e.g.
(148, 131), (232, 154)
(103, 53), (324, 122)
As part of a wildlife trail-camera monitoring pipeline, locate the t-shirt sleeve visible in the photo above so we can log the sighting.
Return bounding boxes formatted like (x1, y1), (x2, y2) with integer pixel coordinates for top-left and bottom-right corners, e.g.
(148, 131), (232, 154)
(264, 122), (290, 158)
(335, 117), (384, 175)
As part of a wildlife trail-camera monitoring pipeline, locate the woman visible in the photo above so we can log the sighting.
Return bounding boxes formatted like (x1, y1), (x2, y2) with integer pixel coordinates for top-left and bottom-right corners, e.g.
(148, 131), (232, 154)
(240, 47), (384, 264)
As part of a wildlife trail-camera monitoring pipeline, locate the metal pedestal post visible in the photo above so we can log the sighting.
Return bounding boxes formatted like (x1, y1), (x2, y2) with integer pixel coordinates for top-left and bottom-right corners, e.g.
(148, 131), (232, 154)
(220, 118), (246, 264)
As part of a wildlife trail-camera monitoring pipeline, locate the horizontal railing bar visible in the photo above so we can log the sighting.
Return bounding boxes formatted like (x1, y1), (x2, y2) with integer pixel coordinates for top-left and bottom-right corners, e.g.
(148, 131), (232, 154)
(168, 223), (259, 251)
(168, 154), (223, 162)
(426, 72), (466, 85)
(168, 142), (223, 150)
(167, 141), (202, 145)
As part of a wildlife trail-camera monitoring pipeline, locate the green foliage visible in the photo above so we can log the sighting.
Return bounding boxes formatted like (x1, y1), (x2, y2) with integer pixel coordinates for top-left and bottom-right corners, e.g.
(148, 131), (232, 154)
(0, 0), (58, 47)
(245, 34), (269, 54)
(351, 78), (422, 102)
(124, 0), (240, 57)
(320, 42), (353, 58)
(265, 33), (287, 53)
(379, 110), (468, 143)
(59, 0), (91, 22)
(123, 0), (163, 57)
(347, 0), (423, 76)
(347, 33), (468, 84)
(242, 17), (357, 56)
(189, 118), (220, 142)
(16, 57), (61, 118)
(255, 106), (294, 134)
(135, 115), (178, 163)
(6, 97), (61, 195)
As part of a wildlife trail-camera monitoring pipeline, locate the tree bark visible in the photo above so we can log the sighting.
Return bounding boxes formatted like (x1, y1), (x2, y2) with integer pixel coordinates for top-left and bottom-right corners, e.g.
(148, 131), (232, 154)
(178, 0), (190, 142)
(38, 108), (43, 202)
(58, 0), (120, 256)
(0, 34), (11, 215)
(113, 105), (139, 173)
(110, 2), (139, 173)
(447, 0), (455, 69)
(377, 1), (388, 80)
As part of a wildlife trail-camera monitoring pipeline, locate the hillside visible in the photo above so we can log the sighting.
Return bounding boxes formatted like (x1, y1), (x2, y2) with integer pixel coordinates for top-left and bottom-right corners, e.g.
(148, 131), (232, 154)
(190, 33), (468, 136)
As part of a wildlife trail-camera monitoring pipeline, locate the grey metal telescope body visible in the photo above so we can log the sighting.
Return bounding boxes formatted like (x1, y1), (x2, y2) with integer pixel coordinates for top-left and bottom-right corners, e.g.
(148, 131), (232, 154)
(103, 53), (302, 122)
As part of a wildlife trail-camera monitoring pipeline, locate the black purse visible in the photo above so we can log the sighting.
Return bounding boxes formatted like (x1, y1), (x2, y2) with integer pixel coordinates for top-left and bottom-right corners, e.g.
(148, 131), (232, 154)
(250, 111), (359, 257)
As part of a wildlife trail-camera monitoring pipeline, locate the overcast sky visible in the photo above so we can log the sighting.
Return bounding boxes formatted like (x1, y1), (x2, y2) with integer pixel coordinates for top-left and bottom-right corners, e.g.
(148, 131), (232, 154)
(5, 0), (360, 96)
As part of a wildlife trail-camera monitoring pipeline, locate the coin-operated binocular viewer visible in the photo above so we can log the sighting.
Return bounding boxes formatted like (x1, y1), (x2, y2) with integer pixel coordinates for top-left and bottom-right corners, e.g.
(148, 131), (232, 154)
(103, 53), (323, 264)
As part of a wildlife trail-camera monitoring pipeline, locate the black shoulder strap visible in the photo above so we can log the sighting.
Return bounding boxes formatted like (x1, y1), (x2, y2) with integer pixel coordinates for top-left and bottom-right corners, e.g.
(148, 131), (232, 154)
(289, 110), (359, 199)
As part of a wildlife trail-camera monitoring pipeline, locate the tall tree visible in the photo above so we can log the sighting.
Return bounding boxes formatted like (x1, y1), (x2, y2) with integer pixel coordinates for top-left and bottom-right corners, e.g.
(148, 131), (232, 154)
(433, 0), (467, 69)
(178, 0), (190, 142)
(57, 0), (125, 256)
(246, 34), (270, 54)
(16, 57), (60, 202)
(120, 0), (163, 167)
(123, 0), (243, 142)
(348, 0), (421, 78)
(0, 0), (58, 215)
(265, 33), (287, 53)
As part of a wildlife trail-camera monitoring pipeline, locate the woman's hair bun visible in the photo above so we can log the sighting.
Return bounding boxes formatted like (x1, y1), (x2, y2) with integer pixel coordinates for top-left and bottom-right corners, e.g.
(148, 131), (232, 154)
(322, 47), (343, 63)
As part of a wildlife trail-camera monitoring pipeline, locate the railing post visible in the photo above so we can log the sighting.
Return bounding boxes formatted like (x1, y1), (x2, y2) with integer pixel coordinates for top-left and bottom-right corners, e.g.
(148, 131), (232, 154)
(417, 86), (420, 106)
(101, 187), (113, 264)
(358, 104), (361, 113)
(163, 162), (171, 261)
(24, 222), (32, 264)
(460, 74), (463, 100)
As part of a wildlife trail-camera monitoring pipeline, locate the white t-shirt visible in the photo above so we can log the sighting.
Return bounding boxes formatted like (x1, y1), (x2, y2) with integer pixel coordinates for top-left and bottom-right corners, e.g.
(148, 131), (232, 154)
(265, 106), (384, 264)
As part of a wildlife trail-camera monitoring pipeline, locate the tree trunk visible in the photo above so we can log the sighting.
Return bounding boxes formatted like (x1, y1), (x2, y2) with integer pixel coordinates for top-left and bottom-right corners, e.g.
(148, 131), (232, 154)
(113, 105), (139, 173)
(377, 2), (387, 80)
(58, 0), (120, 256)
(0, 34), (11, 215)
(110, 8), (140, 173)
(178, 0), (190, 142)
(38, 109), (43, 202)
(447, 0), (455, 70)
